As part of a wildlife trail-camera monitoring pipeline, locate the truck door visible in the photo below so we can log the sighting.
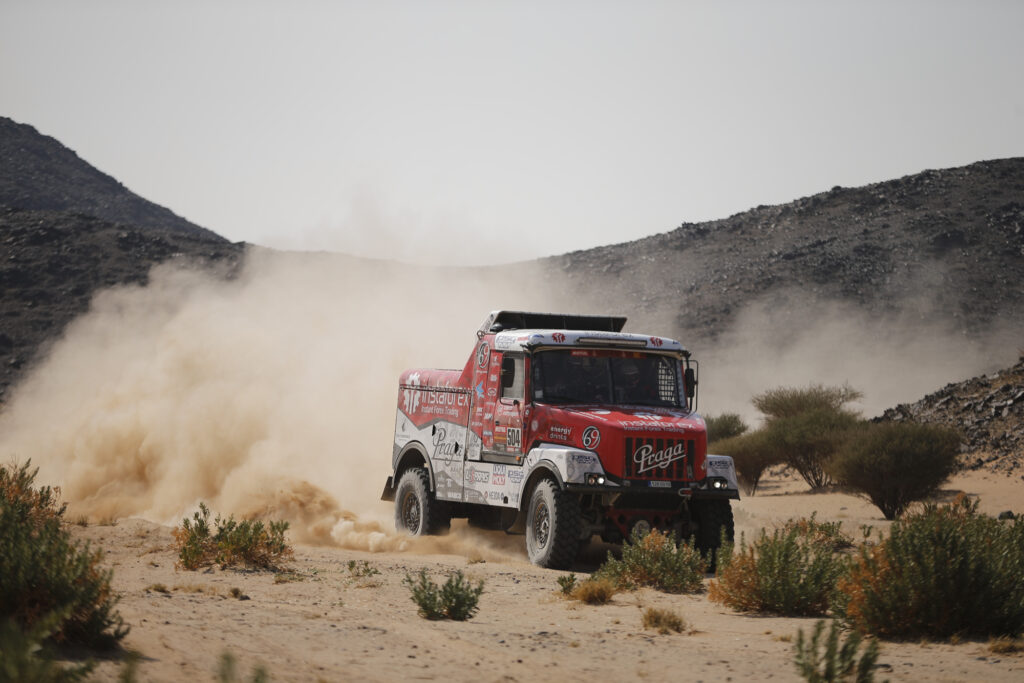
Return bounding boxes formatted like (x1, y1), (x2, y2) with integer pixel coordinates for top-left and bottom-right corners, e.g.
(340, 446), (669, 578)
(493, 353), (526, 462)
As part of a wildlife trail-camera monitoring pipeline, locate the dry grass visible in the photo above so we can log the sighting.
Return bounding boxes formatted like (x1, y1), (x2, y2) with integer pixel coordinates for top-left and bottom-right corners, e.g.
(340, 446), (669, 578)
(568, 578), (618, 605)
(641, 607), (686, 634)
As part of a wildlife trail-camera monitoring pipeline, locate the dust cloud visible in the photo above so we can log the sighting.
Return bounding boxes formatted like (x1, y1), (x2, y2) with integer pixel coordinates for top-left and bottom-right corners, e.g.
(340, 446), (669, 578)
(1, 247), (1018, 559)
(692, 289), (1024, 426)
(0, 247), (554, 559)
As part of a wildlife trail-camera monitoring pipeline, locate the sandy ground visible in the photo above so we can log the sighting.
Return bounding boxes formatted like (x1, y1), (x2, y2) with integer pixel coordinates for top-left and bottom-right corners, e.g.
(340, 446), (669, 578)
(74, 469), (1023, 683)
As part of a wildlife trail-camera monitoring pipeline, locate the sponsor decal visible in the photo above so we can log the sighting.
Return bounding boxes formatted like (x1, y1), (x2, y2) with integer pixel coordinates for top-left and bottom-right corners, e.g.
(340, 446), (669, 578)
(508, 469), (524, 484)
(492, 471), (506, 485)
(549, 424), (573, 441)
(493, 464), (507, 475)
(552, 332), (566, 343)
(489, 374), (498, 382)
(477, 342), (490, 369)
(487, 387), (497, 397)
(402, 372), (421, 413)
(466, 467), (491, 484)
(708, 460), (732, 470)
(475, 382), (485, 399)
(649, 480), (671, 488)
(649, 336), (664, 347)
(432, 426), (460, 463)
(633, 413), (664, 421)
(582, 426), (601, 449)
(488, 490), (503, 501)
(634, 442), (687, 474)
(507, 427), (522, 449)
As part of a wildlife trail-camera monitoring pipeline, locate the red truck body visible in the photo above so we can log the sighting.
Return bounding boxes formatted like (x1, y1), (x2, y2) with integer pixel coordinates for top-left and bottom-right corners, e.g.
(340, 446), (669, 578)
(383, 311), (738, 568)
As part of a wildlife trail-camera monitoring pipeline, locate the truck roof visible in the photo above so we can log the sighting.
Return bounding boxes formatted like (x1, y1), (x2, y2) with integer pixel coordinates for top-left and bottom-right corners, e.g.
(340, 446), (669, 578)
(492, 328), (688, 355)
(478, 310), (627, 335)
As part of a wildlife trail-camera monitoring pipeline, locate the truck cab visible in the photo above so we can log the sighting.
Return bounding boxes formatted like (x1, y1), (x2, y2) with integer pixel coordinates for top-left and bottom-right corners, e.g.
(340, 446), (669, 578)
(382, 311), (739, 569)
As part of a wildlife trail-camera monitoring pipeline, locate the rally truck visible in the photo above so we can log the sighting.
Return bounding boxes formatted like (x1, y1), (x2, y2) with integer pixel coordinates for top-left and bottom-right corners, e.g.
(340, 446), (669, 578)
(381, 311), (739, 569)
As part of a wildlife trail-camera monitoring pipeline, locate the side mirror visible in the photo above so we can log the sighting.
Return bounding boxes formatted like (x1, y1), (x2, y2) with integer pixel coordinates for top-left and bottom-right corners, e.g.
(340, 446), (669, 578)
(684, 367), (697, 399)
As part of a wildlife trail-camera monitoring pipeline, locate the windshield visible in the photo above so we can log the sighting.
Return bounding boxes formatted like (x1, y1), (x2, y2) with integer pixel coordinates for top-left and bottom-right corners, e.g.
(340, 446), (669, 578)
(531, 349), (682, 408)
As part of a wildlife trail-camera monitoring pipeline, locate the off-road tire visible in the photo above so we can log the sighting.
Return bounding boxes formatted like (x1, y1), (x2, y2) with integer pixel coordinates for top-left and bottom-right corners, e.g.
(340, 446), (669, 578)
(394, 468), (450, 535)
(525, 479), (582, 569)
(692, 499), (734, 572)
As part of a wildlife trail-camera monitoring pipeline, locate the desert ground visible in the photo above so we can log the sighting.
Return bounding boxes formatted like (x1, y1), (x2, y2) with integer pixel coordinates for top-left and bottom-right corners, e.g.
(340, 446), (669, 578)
(73, 468), (1023, 683)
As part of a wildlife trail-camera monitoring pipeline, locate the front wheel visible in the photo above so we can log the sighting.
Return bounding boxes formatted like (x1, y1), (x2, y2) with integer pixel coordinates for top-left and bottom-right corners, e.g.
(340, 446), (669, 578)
(692, 499), (734, 572)
(525, 479), (582, 569)
(394, 467), (450, 535)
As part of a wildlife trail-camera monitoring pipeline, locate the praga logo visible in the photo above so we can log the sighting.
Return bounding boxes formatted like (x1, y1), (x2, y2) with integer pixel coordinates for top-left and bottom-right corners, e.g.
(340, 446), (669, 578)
(582, 426), (601, 450)
(634, 442), (686, 474)
(649, 337), (663, 347)
(477, 342), (490, 369)
(552, 333), (566, 343)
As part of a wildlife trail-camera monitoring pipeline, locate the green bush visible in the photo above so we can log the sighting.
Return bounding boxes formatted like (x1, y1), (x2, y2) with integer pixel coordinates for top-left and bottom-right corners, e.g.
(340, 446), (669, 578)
(595, 529), (705, 594)
(829, 421), (961, 520)
(763, 409), (860, 489)
(709, 521), (848, 616)
(753, 384), (862, 420)
(0, 612), (95, 683)
(793, 619), (880, 683)
(837, 497), (1024, 639)
(556, 573), (578, 595)
(403, 569), (484, 621)
(172, 502), (293, 570)
(705, 413), (749, 443)
(0, 461), (127, 650)
(750, 385), (863, 489)
(713, 429), (783, 495)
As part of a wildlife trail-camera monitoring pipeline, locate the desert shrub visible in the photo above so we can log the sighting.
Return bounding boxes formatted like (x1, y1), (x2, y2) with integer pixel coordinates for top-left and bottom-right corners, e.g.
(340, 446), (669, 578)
(709, 522), (848, 616)
(713, 429), (783, 495)
(557, 573), (578, 595)
(764, 409), (861, 489)
(828, 421), (960, 520)
(347, 560), (380, 578)
(793, 619), (880, 683)
(780, 514), (854, 552)
(705, 413), (749, 443)
(751, 385), (863, 489)
(641, 607), (686, 634)
(567, 578), (618, 605)
(0, 461), (128, 649)
(403, 569), (484, 621)
(753, 384), (863, 420)
(837, 496), (1024, 639)
(595, 529), (705, 594)
(0, 612), (95, 683)
(173, 502), (293, 570)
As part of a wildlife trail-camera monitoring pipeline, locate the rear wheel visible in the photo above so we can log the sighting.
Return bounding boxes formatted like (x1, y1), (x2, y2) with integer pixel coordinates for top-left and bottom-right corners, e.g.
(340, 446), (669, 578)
(525, 479), (582, 569)
(692, 499), (734, 572)
(394, 468), (450, 535)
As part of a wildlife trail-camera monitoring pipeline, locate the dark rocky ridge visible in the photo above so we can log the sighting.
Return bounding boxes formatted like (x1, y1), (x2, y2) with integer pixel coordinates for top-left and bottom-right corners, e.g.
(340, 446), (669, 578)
(0, 208), (243, 401)
(878, 357), (1024, 478)
(545, 158), (1024, 345)
(0, 117), (224, 241)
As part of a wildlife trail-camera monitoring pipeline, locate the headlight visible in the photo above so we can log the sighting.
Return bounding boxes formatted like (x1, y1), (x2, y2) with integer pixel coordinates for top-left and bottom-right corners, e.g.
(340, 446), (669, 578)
(586, 473), (606, 486)
(708, 477), (728, 490)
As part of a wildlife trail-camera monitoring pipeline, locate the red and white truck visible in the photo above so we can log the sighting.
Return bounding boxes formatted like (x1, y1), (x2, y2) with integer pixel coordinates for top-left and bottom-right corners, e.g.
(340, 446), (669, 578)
(381, 311), (739, 569)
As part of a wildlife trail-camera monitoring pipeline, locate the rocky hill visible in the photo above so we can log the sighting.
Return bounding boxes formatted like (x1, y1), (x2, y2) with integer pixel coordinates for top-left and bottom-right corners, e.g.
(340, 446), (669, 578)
(0, 117), (223, 240)
(545, 158), (1024, 345)
(878, 356), (1024, 477)
(1, 117), (243, 401)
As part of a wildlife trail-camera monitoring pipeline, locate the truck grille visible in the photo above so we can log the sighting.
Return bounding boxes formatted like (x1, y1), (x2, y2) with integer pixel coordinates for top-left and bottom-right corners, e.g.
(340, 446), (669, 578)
(624, 437), (694, 480)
